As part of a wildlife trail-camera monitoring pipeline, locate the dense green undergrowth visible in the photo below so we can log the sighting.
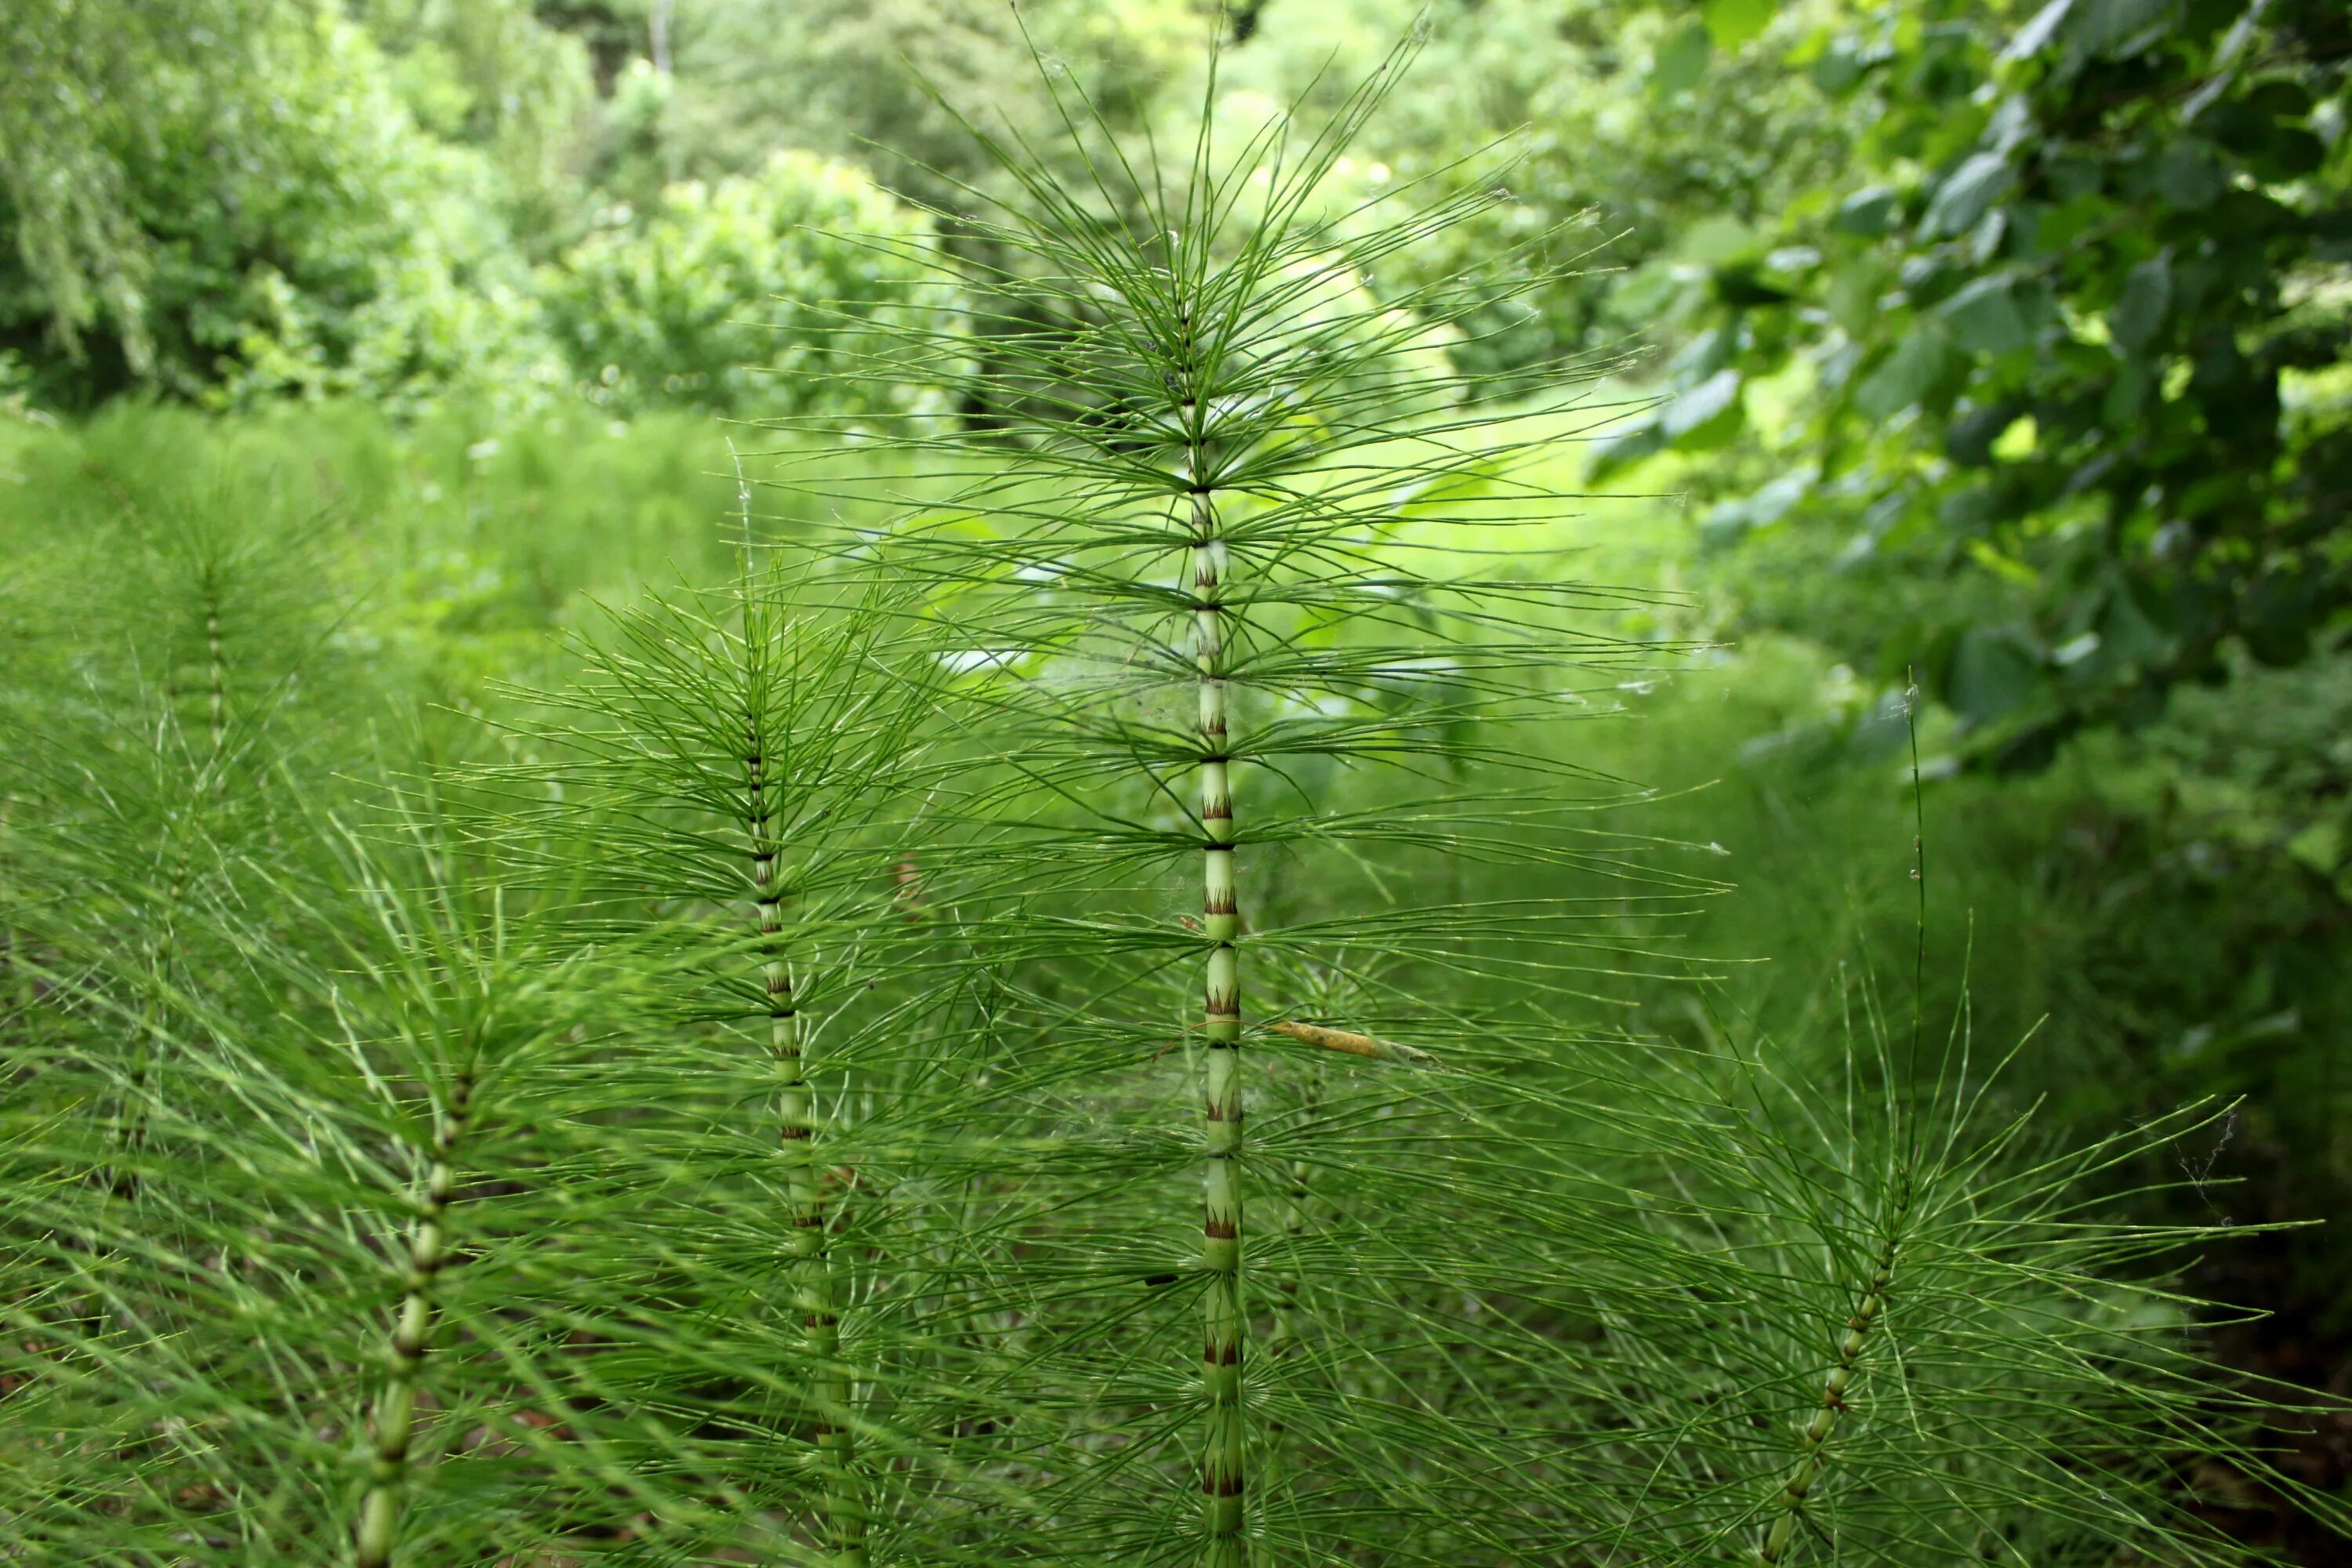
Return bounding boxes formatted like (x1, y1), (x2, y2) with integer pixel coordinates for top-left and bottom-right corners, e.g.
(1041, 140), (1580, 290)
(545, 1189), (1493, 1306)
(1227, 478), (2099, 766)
(12, 397), (2332, 1186)
(5, 7), (2347, 1557)
(5, 58), (2348, 1550)
(4, 379), (2349, 1559)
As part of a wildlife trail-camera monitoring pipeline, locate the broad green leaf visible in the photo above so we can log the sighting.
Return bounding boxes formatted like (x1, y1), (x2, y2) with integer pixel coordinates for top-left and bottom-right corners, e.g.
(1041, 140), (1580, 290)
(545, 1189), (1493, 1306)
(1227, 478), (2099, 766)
(2074, 0), (2178, 60)
(1939, 274), (2033, 355)
(1920, 152), (2013, 238)
(1652, 20), (1712, 99)
(1682, 215), (1764, 263)
(1811, 39), (1871, 95)
(2098, 580), (2170, 665)
(1699, 468), (1813, 546)
(2288, 820), (2344, 877)
(2154, 143), (2225, 209)
(1703, 0), (1773, 50)
(1588, 421), (1668, 481)
(1968, 538), (2043, 586)
(1660, 368), (1744, 444)
(1998, 0), (2074, 62)
(1827, 257), (1891, 332)
(1833, 185), (1900, 238)
(2103, 354), (2153, 420)
(1991, 413), (2038, 460)
(1854, 329), (1954, 418)
(2108, 253), (2172, 351)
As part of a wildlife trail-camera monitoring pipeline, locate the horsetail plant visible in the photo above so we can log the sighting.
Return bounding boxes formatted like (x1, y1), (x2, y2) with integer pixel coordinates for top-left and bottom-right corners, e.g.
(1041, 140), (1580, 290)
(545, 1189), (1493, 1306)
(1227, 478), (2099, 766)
(0, 479), (345, 1221)
(495, 505), (947, 1561)
(760, 31), (1723, 1563)
(317, 808), (616, 1568)
(744, 27), (2352, 1566)
(0, 789), (631, 1564)
(1568, 982), (2352, 1566)
(6, 25), (2351, 1568)
(354, 1013), (476, 1568)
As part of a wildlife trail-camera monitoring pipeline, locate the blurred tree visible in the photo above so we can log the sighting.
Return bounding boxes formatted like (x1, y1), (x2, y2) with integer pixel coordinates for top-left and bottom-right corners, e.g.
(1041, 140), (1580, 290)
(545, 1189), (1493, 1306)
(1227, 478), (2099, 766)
(543, 151), (940, 417)
(0, 0), (582, 410)
(0, 0), (270, 385)
(650, 0), (1221, 203)
(354, 0), (597, 251)
(1200, 2), (1853, 387)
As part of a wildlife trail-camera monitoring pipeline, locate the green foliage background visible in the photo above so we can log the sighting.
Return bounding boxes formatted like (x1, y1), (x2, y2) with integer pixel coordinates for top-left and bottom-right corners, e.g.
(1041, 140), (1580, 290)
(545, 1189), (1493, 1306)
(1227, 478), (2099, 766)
(2, 0), (2349, 1558)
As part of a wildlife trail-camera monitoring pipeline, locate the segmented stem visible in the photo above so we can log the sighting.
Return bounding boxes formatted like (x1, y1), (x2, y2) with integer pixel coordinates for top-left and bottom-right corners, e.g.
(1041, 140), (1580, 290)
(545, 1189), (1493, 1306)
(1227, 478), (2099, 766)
(1754, 1169), (1910, 1566)
(748, 718), (863, 1565)
(1189, 374), (1248, 1564)
(356, 1073), (472, 1568)
(205, 598), (227, 757)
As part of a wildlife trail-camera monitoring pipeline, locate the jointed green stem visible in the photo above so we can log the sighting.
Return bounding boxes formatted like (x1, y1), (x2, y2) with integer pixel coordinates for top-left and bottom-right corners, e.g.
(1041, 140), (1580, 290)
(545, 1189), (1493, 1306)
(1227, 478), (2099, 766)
(356, 1073), (472, 1568)
(747, 714), (864, 1565)
(1189, 379), (1248, 1566)
(1754, 1168), (1911, 1566)
(205, 599), (227, 759)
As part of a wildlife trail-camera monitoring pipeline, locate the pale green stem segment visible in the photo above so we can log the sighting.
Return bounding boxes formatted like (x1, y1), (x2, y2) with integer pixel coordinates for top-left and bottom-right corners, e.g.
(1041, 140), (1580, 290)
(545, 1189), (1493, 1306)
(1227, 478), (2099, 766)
(356, 1073), (472, 1568)
(205, 599), (226, 757)
(747, 719), (864, 1566)
(1754, 1170), (1910, 1566)
(1192, 461), (1248, 1565)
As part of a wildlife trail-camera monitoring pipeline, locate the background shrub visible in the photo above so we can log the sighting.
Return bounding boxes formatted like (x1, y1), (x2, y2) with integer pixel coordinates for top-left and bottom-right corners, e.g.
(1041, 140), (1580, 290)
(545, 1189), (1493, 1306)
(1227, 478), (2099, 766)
(543, 151), (941, 418)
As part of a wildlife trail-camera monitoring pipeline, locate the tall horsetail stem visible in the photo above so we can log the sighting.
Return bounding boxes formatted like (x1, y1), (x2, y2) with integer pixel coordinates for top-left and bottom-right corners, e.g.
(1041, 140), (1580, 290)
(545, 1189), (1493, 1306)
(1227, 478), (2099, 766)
(1755, 1167), (1911, 1565)
(746, 695), (863, 1564)
(355, 1073), (472, 1568)
(204, 591), (226, 757)
(1185, 304), (1248, 1566)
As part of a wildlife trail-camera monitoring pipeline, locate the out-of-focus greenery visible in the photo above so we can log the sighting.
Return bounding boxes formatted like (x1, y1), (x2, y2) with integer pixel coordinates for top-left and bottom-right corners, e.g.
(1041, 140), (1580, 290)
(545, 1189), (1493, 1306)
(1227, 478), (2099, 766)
(0, 402), (749, 693)
(0, 1), (573, 411)
(0, 0), (967, 416)
(2, 4), (2348, 1541)
(651, 0), (1220, 201)
(544, 153), (940, 417)
(1590, 0), (2352, 771)
(1213, 1), (1858, 386)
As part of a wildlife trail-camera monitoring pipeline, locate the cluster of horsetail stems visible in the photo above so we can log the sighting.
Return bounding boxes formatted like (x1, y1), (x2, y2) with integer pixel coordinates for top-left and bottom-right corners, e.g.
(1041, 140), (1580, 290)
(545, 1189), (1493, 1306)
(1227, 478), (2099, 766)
(1178, 300), (1249, 1567)
(746, 689), (864, 1565)
(355, 1071), (472, 1568)
(1754, 1165), (1911, 1566)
